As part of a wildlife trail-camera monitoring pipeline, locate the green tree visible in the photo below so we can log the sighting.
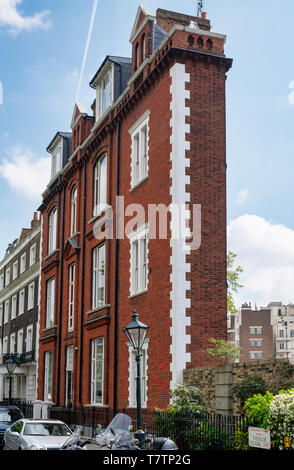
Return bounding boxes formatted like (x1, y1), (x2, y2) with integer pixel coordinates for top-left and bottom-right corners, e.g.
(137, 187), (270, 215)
(206, 338), (240, 363)
(227, 251), (243, 315)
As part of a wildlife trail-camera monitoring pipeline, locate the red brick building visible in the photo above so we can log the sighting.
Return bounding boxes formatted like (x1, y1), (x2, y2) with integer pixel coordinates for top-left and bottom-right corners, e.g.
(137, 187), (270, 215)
(37, 6), (232, 411)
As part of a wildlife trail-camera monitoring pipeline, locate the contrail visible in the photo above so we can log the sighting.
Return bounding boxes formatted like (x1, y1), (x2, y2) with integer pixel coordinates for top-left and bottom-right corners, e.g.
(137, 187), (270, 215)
(75, 0), (99, 103)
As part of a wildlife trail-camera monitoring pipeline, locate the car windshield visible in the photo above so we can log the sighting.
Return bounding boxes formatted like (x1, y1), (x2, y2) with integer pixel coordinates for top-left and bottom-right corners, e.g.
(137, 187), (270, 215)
(24, 423), (72, 437)
(0, 410), (23, 423)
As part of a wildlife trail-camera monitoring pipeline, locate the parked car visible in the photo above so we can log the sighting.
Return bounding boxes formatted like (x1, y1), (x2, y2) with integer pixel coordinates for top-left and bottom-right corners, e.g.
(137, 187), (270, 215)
(3, 419), (73, 450)
(0, 406), (24, 450)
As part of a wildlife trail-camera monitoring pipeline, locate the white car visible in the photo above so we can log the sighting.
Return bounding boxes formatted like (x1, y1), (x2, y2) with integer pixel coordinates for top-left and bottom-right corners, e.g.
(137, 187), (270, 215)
(4, 418), (73, 450)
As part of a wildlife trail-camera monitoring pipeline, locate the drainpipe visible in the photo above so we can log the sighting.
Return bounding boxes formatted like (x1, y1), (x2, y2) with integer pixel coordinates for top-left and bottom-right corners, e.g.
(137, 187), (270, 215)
(79, 161), (87, 409)
(56, 185), (66, 406)
(113, 120), (121, 413)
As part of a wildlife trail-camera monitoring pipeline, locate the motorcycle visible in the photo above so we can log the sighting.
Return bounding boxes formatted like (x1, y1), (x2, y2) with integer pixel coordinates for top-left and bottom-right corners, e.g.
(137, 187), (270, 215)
(60, 426), (92, 451)
(94, 413), (178, 450)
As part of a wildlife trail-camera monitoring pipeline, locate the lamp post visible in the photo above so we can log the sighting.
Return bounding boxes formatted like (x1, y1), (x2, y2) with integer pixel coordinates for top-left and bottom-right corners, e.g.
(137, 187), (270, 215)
(5, 356), (18, 405)
(123, 310), (149, 449)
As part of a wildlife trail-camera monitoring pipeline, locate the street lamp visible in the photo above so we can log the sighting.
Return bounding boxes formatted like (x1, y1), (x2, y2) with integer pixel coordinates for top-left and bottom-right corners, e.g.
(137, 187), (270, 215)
(5, 356), (18, 405)
(123, 310), (149, 449)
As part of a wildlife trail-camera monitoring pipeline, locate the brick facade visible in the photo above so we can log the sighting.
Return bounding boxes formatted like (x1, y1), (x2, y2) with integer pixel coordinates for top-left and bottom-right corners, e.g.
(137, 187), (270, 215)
(37, 6), (232, 410)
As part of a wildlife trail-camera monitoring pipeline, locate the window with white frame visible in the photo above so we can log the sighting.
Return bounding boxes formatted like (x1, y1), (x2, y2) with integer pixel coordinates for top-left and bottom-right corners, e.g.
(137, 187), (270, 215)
(27, 282), (35, 311)
(11, 295), (17, 320)
(19, 289), (25, 316)
(13, 260), (18, 280)
(29, 243), (37, 267)
(3, 336), (8, 355)
(46, 278), (55, 328)
(48, 208), (57, 254)
(0, 274), (4, 290)
(10, 333), (15, 354)
(92, 244), (105, 309)
(4, 300), (9, 323)
(68, 264), (75, 331)
(129, 111), (149, 188)
(128, 340), (148, 408)
(129, 224), (148, 296)
(70, 186), (77, 236)
(20, 253), (26, 274)
(95, 64), (113, 120)
(44, 351), (53, 401)
(5, 267), (10, 286)
(17, 329), (23, 354)
(0, 303), (3, 326)
(51, 142), (62, 178)
(65, 345), (74, 407)
(90, 337), (104, 405)
(93, 154), (107, 217)
(26, 325), (33, 352)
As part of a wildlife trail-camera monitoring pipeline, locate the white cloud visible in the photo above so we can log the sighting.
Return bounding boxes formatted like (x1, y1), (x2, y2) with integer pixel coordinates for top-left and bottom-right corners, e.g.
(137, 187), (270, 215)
(236, 189), (249, 205)
(228, 215), (294, 309)
(0, 0), (51, 34)
(0, 146), (50, 199)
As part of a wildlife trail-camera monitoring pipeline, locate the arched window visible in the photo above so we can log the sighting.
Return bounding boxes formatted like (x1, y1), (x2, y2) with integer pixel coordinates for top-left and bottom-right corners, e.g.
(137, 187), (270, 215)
(93, 154), (107, 217)
(135, 43), (139, 70)
(141, 34), (146, 61)
(70, 186), (77, 236)
(48, 208), (57, 254)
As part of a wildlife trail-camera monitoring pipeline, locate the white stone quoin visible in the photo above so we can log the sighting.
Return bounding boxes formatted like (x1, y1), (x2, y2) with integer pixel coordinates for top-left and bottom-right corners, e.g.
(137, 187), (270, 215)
(169, 63), (191, 392)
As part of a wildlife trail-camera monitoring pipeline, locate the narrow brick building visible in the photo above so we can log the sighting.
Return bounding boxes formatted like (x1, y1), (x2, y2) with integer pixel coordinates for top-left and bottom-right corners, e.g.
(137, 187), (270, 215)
(37, 6), (232, 411)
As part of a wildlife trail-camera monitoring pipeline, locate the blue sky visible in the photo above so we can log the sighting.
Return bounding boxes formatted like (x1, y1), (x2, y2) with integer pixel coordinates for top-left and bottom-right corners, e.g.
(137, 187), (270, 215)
(0, 0), (294, 307)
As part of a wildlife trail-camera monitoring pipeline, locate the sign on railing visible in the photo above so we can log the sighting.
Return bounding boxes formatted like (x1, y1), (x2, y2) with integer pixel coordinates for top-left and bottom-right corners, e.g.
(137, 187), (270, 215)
(248, 427), (271, 450)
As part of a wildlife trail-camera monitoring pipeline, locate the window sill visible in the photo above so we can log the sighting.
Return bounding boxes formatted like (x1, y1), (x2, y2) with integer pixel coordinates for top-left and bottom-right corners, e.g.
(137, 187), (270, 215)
(84, 404), (109, 408)
(86, 304), (110, 316)
(44, 249), (60, 261)
(129, 289), (148, 299)
(130, 175), (148, 192)
(88, 209), (107, 225)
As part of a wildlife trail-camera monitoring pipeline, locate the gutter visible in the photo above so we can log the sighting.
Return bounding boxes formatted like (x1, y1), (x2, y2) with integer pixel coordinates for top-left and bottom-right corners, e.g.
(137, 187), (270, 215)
(79, 161), (87, 408)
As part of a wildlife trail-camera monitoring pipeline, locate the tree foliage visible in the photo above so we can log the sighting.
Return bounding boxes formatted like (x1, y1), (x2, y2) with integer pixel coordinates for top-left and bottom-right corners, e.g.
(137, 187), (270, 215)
(206, 338), (240, 363)
(227, 251), (243, 315)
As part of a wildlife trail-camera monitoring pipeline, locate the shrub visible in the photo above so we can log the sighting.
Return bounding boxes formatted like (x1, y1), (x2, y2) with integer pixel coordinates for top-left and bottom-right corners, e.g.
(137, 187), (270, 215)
(243, 391), (274, 428)
(267, 388), (294, 450)
(231, 376), (266, 404)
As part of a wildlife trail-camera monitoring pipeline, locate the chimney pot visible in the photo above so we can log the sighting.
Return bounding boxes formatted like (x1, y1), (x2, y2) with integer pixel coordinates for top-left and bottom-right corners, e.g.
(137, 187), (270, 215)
(201, 12), (207, 19)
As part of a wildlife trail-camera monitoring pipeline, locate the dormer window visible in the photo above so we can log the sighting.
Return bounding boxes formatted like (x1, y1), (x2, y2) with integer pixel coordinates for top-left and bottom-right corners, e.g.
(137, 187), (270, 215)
(51, 141), (63, 178)
(95, 64), (113, 121)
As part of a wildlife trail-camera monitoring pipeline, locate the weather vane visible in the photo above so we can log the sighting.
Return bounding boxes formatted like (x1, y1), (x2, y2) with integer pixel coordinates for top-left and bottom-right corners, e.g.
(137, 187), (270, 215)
(197, 1), (204, 17)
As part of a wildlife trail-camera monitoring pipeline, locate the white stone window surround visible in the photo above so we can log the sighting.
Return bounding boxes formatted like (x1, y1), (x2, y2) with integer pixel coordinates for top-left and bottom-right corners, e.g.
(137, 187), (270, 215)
(94, 62), (114, 122)
(19, 288), (25, 316)
(11, 294), (17, 319)
(51, 139), (63, 179)
(68, 263), (75, 331)
(10, 333), (15, 354)
(127, 338), (149, 409)
(129, 110), (150, 190)
(128, 223), (149, 297)
(48, 207), (58, 255)
(3, 336), (8, 355)
(26, 324), (33, 352)
(0, 273), (4, 291)
(12, 260), (18, 280)
(4, 299), (9, 323)
(169, 62), (191, 392)
(90, 337), (105, 405)
(5, 267), (10, 286)
(20, 252), (26, 274)
(70, 186), (78, 236)
(29, 243), (37, 267)
(17, 329), (23, 354)
(93, 153), (108, 218)
(27, 281), (35, 311)
(46, 277), (55, 328)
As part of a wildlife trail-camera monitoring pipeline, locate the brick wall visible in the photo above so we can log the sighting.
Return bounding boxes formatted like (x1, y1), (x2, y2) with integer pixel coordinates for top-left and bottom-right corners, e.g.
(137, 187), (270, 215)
(184, 359), (294, 415)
